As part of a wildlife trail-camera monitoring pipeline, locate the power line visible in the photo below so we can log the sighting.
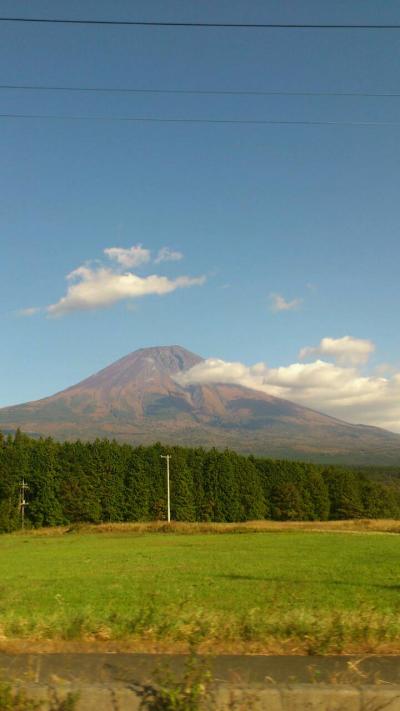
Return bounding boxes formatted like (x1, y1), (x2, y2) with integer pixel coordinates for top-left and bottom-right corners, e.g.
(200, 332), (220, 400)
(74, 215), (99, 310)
(1, 83), (400, 98)
(1, 112), (399, 126)
(1, 17), (400, 29)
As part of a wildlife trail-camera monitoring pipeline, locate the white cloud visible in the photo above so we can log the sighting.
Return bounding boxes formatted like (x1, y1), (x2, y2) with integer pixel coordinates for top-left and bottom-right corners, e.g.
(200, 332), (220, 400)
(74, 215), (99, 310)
(300, 336), (375, 366)
(17, 307), (41, 317)
(47, 265), (205, 316)
(155, 247), (183, 264)
(176, 358), (251, 388)
(374, 363), (398, 376)
(175, 341), (400, 433)
(32, 243), (204, 317)
(306, 282), (318, 292)
(104, 245), (151, 268)
(270, 293), (302, 312)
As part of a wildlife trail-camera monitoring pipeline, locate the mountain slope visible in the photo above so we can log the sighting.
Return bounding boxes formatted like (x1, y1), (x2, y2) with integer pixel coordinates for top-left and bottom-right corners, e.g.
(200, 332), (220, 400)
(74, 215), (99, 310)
(1, 345), (400, 463)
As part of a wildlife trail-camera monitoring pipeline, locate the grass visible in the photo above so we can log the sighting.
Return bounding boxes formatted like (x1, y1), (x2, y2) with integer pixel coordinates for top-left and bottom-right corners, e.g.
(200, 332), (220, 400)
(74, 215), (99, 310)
(134, 645), (214, 710)
(17, 519), (400, 535)
(0, 522), (400, 654)
(0, 684), (78, 710)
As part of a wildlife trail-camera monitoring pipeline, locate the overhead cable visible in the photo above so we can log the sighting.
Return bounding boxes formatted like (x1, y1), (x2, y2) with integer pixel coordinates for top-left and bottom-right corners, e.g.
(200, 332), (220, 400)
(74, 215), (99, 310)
(1, 17), (400, 29)
(1, 84), (400, 98)
(1, 112), (399, 126)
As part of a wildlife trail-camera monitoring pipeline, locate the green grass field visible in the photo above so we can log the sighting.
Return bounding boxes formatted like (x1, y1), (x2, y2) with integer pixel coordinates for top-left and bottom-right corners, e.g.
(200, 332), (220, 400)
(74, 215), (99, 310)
(1, 525), (400, 654)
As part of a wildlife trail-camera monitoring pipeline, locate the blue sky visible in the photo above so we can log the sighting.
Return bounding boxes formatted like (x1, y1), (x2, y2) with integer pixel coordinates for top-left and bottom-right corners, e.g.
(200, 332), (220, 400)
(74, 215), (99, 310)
(1, 0), (400, 430)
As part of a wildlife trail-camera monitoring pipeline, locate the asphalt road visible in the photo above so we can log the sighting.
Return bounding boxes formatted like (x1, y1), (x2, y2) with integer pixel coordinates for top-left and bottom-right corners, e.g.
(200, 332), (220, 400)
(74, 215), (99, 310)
(0, 653), (399, 686)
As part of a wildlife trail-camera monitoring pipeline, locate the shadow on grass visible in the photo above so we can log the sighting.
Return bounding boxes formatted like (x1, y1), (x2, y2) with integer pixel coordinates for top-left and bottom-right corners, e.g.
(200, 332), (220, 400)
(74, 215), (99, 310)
(218, 574), (400, 590)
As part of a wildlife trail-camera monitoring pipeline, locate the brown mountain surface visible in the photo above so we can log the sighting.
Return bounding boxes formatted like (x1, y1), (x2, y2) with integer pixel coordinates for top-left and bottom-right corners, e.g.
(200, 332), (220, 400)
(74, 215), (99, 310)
(1, 345), (400, 463)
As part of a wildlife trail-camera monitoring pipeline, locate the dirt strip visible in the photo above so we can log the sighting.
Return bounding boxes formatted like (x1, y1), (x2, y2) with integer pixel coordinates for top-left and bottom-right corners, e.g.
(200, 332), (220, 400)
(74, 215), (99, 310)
(1, 653), (400, 685)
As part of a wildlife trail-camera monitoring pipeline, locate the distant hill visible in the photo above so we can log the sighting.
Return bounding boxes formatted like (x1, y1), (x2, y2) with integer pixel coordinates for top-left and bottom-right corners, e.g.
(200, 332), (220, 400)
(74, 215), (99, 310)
(1, 344), (400, 464)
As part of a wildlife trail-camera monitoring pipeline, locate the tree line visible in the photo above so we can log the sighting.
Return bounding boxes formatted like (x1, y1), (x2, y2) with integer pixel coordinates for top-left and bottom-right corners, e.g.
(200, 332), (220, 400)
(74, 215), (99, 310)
(0, 430), (399, 531)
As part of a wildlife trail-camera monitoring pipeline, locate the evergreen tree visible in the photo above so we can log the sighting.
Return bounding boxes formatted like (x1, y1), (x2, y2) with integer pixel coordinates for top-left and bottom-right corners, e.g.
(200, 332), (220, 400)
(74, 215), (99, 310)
(169, 448), (196, 521)
(124, 447), (151, 521)
(322, 468), (364, 519)
(0, 434), (20, 531)
(0, 432), (398, 529)
(91, 439), (125, 522)
(58, 441), (102, 523)
(203, 449), (241, 521)
(361, 479), (400, 518)
(271, 482), (305, 520)
(28, 438), (64, 527)
(144, 443), (167, 520)
(232, 453), (266, 520)
(186, 448), (208, 520)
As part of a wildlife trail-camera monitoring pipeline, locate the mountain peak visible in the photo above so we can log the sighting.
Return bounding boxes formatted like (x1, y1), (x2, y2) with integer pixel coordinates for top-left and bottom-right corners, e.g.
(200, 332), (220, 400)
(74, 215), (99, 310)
(64, 344), (203, 392)
(2, 345), (400, 463)
(133, 345), (203, 373)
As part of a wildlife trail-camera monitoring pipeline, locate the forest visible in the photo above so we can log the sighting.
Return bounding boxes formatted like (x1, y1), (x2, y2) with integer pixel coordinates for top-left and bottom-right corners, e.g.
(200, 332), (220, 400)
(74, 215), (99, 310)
(0, 430), (399, 531)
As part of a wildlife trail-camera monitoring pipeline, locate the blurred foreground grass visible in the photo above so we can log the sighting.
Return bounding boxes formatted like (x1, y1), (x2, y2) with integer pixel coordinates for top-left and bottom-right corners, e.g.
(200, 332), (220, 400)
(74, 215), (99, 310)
(0, 524), (399, 654)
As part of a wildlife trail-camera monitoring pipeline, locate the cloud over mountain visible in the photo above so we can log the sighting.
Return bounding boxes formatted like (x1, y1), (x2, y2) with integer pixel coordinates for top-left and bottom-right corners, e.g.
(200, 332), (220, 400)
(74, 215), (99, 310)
(175, 337), (400, 432)
(299, 336), (375, 366)
(2, 344), (400, 463)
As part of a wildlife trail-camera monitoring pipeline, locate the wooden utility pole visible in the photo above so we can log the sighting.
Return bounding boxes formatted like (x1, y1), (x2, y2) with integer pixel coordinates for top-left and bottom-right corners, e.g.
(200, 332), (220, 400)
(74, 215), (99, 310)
(19, 479), (29, 530)
(160, 455), (171, 522)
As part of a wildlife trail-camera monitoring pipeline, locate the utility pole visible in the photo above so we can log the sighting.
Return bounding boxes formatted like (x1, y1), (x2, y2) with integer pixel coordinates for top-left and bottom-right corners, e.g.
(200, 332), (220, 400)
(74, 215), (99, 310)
(160, 454), (171, 523)
(19, 478), (29, 530)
